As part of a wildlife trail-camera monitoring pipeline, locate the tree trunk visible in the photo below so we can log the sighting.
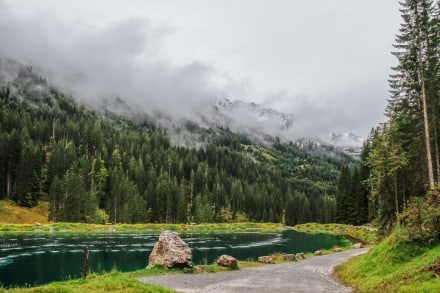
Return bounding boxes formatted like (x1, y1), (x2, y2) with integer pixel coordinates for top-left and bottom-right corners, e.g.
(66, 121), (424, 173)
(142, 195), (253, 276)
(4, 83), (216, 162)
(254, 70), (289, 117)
(420, 70), (435, 189)
(434, 123), (440, 185)
(6, 172), (11, 196)
(114, 199), (117, 225)
(394, 176), (400, 227)
(416, 2), (435, 189)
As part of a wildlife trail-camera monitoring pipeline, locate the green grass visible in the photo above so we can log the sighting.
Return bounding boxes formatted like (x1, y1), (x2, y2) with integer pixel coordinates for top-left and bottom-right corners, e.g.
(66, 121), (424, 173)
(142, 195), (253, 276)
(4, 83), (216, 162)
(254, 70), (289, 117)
(0, 259), (275, 292)
(1, 266), (175, 293)
(0, 222), (287, 235)
(0, 200), (49, 224)
(294, 223), (380, 244)
(336, 229), (440, 292)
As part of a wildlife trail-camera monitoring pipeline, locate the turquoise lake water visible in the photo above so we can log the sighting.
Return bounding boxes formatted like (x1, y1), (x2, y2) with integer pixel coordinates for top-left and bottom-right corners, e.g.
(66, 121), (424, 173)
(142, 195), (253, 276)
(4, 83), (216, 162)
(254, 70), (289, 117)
(0, 230), (351, 287)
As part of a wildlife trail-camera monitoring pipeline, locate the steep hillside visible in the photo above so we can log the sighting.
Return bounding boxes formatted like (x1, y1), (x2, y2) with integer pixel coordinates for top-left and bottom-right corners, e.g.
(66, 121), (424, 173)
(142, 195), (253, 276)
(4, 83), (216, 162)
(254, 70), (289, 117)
(337, 232), (440, 292)
(0, 200), (48, 224)
(0, 62), (355, 224)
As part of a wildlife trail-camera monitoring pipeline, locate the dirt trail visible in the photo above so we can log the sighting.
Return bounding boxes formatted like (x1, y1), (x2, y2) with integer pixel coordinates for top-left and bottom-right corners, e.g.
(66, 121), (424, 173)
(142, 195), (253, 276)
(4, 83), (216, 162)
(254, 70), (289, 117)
(139, 248), (368, 293)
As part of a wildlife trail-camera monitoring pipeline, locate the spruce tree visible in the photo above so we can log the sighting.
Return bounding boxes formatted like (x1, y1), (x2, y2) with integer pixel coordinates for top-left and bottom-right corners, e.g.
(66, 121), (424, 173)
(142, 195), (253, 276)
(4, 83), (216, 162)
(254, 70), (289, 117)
(389, 0), (438, 189)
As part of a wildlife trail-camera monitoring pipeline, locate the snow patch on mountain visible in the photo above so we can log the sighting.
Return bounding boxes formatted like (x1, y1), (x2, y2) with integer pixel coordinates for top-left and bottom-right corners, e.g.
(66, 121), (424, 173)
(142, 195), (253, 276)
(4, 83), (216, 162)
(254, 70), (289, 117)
(326, 131), (364, 148)
(0, 58), (363, 155)
(215, 98), (294, 130)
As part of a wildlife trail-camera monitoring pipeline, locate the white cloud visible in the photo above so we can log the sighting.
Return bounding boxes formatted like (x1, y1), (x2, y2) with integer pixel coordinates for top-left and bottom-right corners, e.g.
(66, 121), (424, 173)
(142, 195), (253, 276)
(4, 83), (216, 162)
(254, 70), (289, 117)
(0, 0), (401, 137)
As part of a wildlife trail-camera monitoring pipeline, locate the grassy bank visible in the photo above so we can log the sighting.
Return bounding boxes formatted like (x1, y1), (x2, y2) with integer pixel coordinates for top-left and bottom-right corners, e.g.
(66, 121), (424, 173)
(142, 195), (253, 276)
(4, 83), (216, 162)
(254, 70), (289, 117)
(1, 260), (270, 293)
(336, 229), (440, 292)
(294, 223), (380, 244)
(0, 200), (49, 224)
(1, 266), (174, 293)
(0, 222), (287, 234)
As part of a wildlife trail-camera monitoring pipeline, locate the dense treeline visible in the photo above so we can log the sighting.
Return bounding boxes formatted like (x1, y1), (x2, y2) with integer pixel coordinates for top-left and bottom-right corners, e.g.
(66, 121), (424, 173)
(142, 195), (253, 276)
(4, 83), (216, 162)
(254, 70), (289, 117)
(0, 64), (349, 225)
(336, 0), (439, 240)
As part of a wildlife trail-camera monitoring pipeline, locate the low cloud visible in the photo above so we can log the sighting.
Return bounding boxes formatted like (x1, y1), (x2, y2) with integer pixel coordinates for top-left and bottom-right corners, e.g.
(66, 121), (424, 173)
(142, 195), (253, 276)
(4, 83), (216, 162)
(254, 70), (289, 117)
(0, 0), (393, 138)
(0, 1), (239, 118)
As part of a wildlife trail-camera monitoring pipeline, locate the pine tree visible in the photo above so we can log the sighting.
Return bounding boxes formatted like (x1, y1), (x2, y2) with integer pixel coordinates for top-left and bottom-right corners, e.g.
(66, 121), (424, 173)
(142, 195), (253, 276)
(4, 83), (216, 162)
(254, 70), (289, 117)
(367, 123), (408, 228)
(59, 167), (88, 222)
(335, 165), (351, 223)
(389, 0), (438, 189)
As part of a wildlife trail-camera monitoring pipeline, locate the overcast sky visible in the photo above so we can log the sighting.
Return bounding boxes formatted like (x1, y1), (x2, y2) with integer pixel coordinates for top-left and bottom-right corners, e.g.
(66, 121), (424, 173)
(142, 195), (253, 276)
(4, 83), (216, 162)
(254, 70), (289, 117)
(0, 0), (402, 137)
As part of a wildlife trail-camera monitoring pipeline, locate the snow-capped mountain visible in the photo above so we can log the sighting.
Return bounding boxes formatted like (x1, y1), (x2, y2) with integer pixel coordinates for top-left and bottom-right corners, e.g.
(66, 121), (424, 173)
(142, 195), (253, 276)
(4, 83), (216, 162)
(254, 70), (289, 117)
(211, 98), (363, 154)
(327, 131), (363, 149)
(215, 98), (294, 130)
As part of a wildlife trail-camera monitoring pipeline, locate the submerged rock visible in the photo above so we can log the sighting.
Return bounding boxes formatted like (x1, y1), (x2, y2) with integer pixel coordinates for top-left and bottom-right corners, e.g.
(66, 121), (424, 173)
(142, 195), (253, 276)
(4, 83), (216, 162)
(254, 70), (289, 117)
(217, 255), (238, 269)
(147, 230), (192, 269)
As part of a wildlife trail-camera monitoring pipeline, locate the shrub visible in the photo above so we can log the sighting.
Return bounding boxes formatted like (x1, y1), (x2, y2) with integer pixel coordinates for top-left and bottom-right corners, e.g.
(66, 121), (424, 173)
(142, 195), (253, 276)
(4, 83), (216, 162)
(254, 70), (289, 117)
(401, 189), (440, 245)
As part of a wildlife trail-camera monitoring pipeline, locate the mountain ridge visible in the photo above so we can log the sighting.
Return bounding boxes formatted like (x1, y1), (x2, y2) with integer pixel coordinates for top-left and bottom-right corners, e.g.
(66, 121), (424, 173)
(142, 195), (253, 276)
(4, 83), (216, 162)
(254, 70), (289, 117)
(0, 57), (362, 156)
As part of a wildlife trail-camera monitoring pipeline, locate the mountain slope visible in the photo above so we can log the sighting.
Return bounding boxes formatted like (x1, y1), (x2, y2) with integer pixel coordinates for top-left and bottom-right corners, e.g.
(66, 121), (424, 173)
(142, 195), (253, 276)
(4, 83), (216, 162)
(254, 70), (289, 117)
(0, 200), (48, 224)
(0, 59), (356, 224)
(0, 57), (363, 154)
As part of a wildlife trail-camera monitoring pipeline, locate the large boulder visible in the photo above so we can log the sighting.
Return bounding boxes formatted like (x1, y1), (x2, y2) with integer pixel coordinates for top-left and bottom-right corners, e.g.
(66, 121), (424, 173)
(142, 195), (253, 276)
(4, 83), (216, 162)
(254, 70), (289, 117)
(147, 230), (192, 269)
(217, 255), (238, 269)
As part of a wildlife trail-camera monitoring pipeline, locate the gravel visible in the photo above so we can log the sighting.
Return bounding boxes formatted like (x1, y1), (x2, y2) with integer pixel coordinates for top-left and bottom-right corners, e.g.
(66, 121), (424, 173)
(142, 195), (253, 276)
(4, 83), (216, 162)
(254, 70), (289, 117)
(138, 248), (368, 293)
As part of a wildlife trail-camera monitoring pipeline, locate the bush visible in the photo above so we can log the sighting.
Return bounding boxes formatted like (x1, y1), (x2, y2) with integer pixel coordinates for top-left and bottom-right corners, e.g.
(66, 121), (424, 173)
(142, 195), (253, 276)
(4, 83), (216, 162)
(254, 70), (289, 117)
(401, 189), (440, 245)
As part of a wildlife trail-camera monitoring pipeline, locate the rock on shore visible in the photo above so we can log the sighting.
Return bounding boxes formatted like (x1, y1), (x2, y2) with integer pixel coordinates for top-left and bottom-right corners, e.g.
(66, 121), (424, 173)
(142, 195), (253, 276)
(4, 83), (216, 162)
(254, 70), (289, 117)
(147, 230), (192, 269)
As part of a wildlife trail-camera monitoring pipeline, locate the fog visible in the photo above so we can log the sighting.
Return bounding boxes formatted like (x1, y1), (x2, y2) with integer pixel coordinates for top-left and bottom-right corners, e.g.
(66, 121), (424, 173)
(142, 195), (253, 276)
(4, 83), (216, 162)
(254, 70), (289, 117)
(0, 0), (401, 137)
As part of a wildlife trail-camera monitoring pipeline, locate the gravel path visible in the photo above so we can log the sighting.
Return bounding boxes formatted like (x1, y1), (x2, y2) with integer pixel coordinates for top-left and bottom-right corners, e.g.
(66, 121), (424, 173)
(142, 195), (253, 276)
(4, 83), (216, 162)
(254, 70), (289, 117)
(138, 248), (368, 293)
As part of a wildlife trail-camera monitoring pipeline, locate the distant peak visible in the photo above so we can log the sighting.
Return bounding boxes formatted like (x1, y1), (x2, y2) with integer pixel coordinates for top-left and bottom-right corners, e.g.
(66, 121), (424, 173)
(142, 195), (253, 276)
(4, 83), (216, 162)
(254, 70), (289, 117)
(215, 98), (295, 130)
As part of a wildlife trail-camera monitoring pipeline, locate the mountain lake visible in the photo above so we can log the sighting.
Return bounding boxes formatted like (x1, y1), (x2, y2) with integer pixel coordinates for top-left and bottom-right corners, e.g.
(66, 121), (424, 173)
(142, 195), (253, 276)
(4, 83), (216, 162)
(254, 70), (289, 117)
(0, 229), (352, 287)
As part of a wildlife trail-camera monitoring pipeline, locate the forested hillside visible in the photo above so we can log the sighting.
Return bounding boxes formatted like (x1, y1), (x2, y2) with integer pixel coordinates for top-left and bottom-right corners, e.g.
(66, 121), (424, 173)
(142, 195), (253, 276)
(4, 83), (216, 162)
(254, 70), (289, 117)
(336, 0), (439, 239)
(0, 65), (354, 225)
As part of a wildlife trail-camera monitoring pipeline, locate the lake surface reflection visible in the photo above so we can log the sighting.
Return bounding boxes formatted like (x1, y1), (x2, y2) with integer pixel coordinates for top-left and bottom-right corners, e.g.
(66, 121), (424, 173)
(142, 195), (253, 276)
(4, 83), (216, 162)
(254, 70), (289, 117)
(0, 229), (351, 287)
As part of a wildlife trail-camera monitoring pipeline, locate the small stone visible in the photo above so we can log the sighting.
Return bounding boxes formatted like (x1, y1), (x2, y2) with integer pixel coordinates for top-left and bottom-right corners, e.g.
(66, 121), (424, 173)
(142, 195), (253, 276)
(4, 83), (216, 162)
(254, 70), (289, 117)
(353, 242), (363, 249)
(334, 247), (342, 252)
(195, 266), (208, 273)
(314, 250), (323, 256)
(296, 252), (305, 259)
(282, 254), (296, 261)
(258, 256), (273, 264)
(217, 255), (238, 269)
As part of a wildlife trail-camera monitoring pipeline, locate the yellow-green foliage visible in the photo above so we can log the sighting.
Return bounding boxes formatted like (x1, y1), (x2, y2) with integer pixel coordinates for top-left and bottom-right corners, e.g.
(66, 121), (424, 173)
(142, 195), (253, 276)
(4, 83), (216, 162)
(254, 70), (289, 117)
(294, 223), (380, 244)
(244, 145), (276, 162)
(0, 222), (287, 234)
(0, 200), (49, 224)
(336, 229), (440, 292)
